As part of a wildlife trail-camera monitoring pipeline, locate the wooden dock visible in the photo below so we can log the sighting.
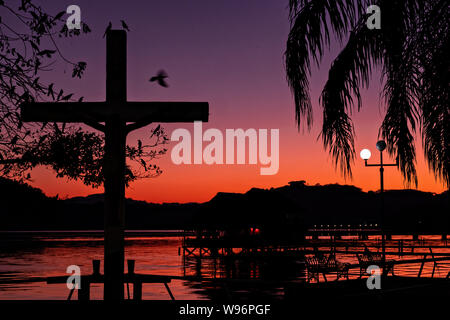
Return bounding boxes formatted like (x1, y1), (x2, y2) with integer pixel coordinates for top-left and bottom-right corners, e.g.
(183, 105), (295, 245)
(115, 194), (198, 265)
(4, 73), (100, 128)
(181, 236), (450, 258)
(284, 275), (450, 302)
(45, 260), (175, 301)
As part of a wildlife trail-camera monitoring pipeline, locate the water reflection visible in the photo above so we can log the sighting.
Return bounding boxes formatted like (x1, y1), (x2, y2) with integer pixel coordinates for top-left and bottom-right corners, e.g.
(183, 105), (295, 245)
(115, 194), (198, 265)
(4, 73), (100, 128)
(0, 232), (449, 300)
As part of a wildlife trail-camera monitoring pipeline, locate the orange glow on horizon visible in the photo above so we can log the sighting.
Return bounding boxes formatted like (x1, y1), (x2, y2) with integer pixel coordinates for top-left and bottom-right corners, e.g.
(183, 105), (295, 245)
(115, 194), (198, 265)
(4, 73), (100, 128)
(29, 123), (447, 204)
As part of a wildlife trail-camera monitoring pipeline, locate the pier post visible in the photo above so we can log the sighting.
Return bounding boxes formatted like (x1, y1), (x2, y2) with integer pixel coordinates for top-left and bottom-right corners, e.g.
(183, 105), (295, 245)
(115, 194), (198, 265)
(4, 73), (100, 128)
(78, 279), (91, 301)
(133, 281), (142, 301)
(93, 260), (101, 276)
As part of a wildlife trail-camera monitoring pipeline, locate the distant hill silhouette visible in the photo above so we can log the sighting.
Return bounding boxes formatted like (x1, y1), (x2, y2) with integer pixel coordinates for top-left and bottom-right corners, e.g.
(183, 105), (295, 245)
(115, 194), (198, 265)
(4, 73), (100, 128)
(0, 177), (59, 229)
(0, 178), (448, 232)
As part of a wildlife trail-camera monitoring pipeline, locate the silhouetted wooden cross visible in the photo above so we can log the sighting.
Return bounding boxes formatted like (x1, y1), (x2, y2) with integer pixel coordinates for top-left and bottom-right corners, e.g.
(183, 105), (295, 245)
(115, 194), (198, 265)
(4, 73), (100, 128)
(21, 30), (209, 300)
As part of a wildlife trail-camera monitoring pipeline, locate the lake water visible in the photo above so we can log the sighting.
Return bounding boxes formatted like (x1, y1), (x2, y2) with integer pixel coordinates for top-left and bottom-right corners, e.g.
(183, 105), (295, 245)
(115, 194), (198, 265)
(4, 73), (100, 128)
(0, 231), (449, 300)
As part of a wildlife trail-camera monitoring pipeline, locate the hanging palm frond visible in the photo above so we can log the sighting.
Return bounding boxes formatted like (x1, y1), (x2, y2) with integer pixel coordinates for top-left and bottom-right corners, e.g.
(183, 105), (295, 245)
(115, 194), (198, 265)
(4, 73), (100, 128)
(286, 0), (450, 187)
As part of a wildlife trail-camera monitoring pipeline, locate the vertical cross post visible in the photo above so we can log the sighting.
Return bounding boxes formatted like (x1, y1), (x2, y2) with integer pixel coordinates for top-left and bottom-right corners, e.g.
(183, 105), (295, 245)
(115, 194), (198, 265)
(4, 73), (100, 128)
(20, 28), (209, 301)
(103, 30), (127, 301)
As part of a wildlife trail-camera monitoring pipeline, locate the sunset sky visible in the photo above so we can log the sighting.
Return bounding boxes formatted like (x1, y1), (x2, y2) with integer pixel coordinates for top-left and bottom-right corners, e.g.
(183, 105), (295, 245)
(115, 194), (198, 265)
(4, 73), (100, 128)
(28, 0), (447, 203)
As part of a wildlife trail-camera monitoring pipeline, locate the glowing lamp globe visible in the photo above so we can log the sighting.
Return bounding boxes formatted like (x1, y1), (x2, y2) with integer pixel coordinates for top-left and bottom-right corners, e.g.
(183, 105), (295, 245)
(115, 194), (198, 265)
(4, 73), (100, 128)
(360, 149), (371, 160)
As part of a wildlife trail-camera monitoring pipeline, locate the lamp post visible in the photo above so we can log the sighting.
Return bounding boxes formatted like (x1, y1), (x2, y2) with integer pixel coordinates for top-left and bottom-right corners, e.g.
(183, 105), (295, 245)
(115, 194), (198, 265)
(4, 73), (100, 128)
(360, 140), (398, 268)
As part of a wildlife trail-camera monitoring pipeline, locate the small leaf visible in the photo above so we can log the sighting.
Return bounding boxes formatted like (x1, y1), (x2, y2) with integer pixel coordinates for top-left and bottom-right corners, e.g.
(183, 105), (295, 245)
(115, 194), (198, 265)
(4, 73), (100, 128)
(29, 40), (39, 51)
(11, 136), (18, 145)
(37, 49), (56, 57)
(140, 159), (147, 170)
(61, 93), (73, 101)
(53, 11), (65, 21)
(54, 123), (60, 133)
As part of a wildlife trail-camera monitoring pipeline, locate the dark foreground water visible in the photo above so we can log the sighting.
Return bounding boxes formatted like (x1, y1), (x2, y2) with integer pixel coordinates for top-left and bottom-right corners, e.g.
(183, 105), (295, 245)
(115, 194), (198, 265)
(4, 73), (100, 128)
(0, 232), (449, 300)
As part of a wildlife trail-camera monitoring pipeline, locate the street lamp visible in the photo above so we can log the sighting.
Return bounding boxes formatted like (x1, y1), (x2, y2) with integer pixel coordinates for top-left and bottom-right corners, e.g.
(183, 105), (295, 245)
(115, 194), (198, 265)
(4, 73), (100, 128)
(360, 140), (398, 267)
(360, 149), (371, 161)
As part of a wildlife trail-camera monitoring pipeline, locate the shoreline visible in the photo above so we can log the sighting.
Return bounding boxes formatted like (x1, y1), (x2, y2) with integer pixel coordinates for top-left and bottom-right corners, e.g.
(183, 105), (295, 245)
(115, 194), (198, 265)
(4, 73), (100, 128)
(0, 230), (192, 237)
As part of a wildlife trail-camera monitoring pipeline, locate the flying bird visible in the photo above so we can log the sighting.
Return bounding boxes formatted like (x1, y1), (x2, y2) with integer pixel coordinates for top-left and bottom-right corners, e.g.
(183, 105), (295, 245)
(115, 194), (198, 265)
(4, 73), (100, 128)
(149, 70), (169, 88)
(121, 20), (130, 32)
(103, 22), (112, 38)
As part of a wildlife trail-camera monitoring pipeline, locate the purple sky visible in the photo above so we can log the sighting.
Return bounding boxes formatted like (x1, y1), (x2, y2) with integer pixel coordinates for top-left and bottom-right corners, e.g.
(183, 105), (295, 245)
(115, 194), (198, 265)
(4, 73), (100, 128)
(26, 0), (446, 202)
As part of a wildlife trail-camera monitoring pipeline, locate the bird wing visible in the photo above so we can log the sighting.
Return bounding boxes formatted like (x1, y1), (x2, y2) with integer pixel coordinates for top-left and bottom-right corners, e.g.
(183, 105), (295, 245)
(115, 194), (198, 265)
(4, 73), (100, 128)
(158, 70), (168, 78)
(158, 79), (169, 88)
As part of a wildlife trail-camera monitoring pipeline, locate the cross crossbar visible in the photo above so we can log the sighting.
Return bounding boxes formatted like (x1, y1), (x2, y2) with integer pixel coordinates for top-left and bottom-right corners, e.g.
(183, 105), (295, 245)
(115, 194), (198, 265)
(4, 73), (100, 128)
(21, 101), (208, 123)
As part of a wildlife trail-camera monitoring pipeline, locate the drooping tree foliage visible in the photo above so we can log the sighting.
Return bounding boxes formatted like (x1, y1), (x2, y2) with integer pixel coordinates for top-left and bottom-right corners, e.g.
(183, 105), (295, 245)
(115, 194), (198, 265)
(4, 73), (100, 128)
(285, 0), (449, 187)
(0, 0), (167, 187)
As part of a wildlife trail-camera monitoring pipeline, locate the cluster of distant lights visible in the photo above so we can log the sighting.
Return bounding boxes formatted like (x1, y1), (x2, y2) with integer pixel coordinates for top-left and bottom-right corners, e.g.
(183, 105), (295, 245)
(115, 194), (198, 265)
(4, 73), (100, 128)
(310, 143), (384, 230)
(313, 224), (378, 228)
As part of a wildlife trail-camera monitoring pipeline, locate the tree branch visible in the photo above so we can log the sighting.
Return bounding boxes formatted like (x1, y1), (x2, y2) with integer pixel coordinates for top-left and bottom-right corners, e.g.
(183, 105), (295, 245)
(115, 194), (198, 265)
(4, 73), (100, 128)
(0, 158), (26, 164)
(83, 120), (105, 132)
(126, 120), (152, 134)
